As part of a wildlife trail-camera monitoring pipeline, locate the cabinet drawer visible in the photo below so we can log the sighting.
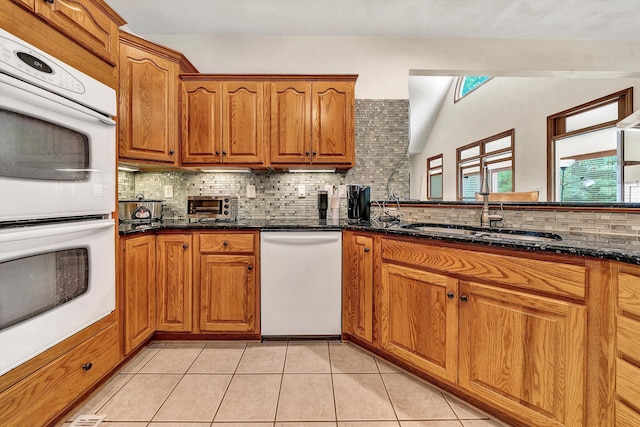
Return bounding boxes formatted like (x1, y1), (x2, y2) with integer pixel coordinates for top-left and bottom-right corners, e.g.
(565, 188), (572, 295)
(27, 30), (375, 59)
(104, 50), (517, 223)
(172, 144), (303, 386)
(199, 232), (256, 253)
(617, 315), (640, 363)
(617, 358), (640, 413)
(381, 238), (587, 299)
(0, 323), (119, 426)
(616, 400), (640, 427)
(618, 272), (640, 318)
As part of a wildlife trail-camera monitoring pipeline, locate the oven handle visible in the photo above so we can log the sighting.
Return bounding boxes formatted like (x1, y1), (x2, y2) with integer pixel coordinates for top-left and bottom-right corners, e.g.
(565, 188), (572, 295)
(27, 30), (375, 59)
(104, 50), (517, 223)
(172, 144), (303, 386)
(0, 75), (116, 126)
(0, 220), (114, 243)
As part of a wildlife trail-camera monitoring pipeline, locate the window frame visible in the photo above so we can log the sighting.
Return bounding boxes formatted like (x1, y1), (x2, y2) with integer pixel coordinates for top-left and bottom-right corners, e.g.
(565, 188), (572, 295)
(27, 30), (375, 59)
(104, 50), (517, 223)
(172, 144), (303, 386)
(456, 129), (515, 201)
(426, 154), (443, 200)
(454, 76), (492, 103)
(546, 87), (633, 201)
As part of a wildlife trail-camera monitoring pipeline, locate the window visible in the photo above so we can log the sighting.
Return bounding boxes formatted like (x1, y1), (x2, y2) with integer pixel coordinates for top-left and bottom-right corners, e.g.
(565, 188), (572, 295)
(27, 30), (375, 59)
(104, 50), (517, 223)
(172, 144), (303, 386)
(547, 88), (633, 202)
(426, 154), (443, 200)
(454, 76), (492, 102)
(457, 130), (514, 201)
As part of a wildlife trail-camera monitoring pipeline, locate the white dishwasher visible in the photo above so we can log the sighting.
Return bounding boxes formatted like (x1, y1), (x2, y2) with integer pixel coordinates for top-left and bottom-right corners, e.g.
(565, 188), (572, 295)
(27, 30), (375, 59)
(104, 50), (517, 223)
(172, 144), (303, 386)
(260, 231), (342, 337)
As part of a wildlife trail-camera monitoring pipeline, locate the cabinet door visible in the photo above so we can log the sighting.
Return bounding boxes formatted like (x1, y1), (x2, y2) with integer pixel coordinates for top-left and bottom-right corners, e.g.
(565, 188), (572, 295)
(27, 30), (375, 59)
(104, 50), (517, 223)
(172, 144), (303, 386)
(270, 81), (312, 164)
(221, 81), (266, 164)
(458, 281), (586, 427)
(343, 233), (374, 343)
(379, 263), (458, 383)
(35, 0), (118, 65)
(156, 234), (193, 332)
(119, 42), (179, 163)
(122, 235), (156, 354)
(181, 80), (223, 164)
(199, 254), (257, 333)
(311, 81), (355, 165)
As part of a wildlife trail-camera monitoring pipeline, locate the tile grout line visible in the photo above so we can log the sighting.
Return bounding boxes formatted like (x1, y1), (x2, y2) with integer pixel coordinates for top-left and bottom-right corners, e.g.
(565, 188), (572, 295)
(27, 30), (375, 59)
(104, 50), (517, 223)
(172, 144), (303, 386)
(272, 339), (289, 425)
(211, 341), (249, 423)
(145, 341), (207, 424)
(327, 340), (339, 425)
(377, 356), (401, 425)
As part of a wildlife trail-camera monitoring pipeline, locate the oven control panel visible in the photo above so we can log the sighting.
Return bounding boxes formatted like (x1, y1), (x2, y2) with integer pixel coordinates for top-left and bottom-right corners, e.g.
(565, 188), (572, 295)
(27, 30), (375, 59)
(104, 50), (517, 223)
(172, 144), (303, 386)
(0, 32), (84, 94)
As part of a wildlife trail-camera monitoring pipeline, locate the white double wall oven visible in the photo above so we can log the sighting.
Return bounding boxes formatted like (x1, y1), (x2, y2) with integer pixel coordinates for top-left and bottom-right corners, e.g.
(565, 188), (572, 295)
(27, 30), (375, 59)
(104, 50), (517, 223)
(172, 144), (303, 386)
(0, 28), (117, 375)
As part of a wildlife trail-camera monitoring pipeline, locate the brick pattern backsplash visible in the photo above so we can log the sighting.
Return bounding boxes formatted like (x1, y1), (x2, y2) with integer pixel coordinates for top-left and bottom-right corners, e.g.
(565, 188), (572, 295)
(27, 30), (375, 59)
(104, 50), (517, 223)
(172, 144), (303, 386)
(118, 99), (411, 220)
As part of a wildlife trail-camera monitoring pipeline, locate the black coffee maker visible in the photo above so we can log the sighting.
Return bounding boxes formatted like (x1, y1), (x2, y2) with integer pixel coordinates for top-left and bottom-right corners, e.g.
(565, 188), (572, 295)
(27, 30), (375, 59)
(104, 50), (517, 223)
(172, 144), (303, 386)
(347, 185), (371, 222)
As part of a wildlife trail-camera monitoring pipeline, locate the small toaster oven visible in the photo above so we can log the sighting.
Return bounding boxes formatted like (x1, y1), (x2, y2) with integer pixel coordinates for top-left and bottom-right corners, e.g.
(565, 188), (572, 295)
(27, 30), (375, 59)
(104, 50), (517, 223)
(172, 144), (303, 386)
(187, 196), (238, 221)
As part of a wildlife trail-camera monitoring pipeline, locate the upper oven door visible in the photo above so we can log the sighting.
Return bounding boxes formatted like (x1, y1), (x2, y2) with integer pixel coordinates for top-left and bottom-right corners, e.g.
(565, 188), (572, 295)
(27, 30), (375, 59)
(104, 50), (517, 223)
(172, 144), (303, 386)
(0, 74), (116, 222)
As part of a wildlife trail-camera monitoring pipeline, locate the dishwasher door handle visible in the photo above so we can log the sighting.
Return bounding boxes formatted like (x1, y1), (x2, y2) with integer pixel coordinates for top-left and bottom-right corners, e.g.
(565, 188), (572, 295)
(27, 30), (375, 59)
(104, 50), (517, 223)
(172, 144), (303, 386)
(262, 234), (340, 245)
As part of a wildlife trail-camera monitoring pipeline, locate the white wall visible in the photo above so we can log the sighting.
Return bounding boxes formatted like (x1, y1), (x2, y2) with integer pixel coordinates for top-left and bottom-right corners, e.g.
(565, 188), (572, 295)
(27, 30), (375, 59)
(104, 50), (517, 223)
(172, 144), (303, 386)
(409, 77), (640, 200)
(144, 34), (640, 99)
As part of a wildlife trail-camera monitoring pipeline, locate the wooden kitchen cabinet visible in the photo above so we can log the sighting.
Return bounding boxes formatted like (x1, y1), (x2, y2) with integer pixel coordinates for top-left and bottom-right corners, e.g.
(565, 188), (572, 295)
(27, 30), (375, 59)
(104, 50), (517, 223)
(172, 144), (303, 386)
(458, 280), (586, 427)
(121, 234), (156, 354)
(614, 263), (640, 426)
(195, 232), (260, 335)
(156, 234), (193, 332)
(119, 32), (197, 165)
(11, 0), (122, 65)
(342, 232), (375, 343)
(180, 77), (267, 166)
(379, 262), (458, 383)
(270, 77), (356, 168)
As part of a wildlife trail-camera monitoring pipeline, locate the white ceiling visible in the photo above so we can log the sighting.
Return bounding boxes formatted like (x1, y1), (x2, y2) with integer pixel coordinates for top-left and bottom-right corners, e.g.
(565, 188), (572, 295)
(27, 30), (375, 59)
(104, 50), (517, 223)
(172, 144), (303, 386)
(106, 0), (639, 41)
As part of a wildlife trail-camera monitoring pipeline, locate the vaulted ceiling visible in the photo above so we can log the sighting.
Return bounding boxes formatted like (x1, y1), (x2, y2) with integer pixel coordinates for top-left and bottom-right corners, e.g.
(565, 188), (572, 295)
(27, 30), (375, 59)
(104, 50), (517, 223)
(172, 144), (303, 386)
(106, 0), (639, 41)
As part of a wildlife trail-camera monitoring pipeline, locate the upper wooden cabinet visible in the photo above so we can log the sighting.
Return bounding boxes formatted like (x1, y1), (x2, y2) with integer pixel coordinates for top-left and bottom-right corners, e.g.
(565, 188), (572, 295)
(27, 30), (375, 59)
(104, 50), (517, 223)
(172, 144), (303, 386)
(181, 75), (357, 170)
(119, 32), (197, 165)
(270, 78), (356, 168)
(11, 0), (122, 65)
(180, 78), (267, 166)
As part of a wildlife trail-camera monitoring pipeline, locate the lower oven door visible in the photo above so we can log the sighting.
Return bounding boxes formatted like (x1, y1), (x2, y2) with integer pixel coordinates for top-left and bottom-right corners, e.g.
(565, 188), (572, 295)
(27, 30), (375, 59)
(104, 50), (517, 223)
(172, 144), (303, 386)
(0, 219), (115, 375)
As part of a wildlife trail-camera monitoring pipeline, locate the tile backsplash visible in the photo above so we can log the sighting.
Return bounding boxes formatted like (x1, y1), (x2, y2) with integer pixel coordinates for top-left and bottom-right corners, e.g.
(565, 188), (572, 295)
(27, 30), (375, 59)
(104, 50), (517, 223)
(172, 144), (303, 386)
(118, 99), (410, 220)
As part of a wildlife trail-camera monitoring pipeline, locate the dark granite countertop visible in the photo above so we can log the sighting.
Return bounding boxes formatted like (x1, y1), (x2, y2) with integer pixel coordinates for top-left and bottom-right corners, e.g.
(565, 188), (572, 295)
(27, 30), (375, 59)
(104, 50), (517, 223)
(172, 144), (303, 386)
(119, 218), (640, 265)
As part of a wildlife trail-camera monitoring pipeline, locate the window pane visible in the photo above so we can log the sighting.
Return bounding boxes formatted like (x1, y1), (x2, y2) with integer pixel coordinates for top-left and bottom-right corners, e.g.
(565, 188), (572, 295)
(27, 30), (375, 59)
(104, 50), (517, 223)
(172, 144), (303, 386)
(623, 164), (640, 202)
(460, 146), (480, 160)
(565, 103), (618, 132)
(459, 76), (491, 98)
(557, 127), (617, 158)
(559, 156), (617, 202)
(624, 129), (640, 162)
(429, 174), (443, 200)
(429, 157), (442, 168)
(485, 135), (511, 153)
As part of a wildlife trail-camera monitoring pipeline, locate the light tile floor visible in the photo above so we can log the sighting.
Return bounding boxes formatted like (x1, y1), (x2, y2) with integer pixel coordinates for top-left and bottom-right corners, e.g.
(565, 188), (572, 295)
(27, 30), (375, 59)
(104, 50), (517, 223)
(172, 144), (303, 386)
(60, 340), (512, 427)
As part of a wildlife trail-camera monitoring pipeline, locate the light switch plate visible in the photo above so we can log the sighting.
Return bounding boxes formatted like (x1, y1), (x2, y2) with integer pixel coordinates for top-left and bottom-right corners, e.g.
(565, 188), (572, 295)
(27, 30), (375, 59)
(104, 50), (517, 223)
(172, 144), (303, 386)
(164, 185), (173, 198)
(338, 184), (347, 198)
(298, 184), (306, 198)
(246, 184), (256, 199)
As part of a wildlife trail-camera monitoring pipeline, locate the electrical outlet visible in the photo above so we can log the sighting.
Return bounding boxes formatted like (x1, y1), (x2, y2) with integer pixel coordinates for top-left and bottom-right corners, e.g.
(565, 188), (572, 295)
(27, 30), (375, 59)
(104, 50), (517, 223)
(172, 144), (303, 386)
(298, 184), (306, 198)
(246, 184), (256, 199)
(164, 185), (173, 198)
(338, 184), (347, 198)
(324, 184), (334, 196)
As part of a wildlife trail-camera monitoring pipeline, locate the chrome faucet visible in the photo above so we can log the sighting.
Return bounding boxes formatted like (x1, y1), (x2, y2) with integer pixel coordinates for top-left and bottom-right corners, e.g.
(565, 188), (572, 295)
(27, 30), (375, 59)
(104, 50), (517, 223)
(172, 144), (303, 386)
(479, 166), (503, 228)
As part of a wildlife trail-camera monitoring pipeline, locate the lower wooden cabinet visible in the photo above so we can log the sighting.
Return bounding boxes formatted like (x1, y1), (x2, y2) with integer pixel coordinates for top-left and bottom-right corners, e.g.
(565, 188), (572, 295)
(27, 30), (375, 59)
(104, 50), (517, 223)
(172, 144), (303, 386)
(0, 322), (119, 427)
(157, 234), (193, 332)
(121, 234), (156, 354)
(342, 232), (374, 343)
(198, 254), (257, 332)
(458, 281), (586, 427)
(614, 263), (640, 426)
(379, 263), (458, 383)
(195, 231), (260, 335)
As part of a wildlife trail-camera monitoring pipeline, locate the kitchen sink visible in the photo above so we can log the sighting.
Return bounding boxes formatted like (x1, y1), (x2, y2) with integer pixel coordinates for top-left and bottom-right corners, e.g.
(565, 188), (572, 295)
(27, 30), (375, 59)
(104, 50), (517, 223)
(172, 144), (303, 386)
(398, 223), (563, 243)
